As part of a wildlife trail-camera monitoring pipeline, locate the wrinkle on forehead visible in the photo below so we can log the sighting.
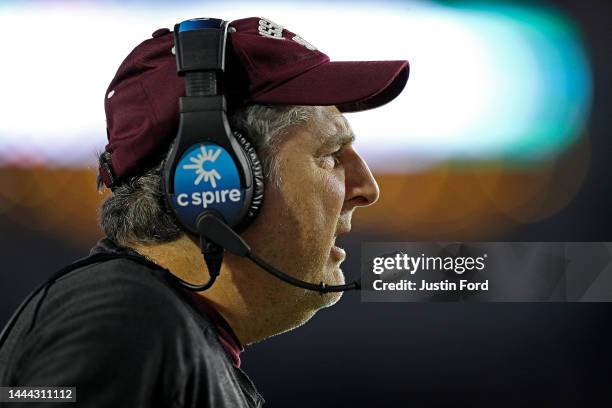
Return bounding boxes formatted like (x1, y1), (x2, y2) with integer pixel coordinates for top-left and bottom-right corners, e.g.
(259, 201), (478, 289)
(310, 106), (355, 147)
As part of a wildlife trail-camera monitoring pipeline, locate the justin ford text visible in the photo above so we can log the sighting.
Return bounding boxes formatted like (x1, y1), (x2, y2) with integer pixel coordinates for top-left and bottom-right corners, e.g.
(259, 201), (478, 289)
(370, 253), (489, 292)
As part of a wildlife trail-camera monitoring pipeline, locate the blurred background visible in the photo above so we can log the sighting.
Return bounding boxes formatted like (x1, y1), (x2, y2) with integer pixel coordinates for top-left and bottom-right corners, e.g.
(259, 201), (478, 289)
(0, 0), (610, 406)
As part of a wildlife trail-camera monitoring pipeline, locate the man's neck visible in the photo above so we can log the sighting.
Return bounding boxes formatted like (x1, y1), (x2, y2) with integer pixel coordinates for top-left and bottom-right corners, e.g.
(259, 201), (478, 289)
(128, 235), (248, 337)
(127, 235), (315, 345)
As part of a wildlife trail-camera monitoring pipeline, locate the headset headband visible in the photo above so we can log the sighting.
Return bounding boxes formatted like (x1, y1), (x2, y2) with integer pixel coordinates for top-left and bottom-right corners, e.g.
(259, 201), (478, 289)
(164, 18), (255, 234)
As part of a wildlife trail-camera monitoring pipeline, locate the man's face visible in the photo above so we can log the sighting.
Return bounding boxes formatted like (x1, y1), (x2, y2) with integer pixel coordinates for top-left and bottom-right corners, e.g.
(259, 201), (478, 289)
(240, 106), (379, 312)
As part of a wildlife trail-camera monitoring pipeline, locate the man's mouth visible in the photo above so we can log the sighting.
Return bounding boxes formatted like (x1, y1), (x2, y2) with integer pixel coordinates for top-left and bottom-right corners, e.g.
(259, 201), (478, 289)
(330, 244), (346, 261)
(330, 228), (350, 261)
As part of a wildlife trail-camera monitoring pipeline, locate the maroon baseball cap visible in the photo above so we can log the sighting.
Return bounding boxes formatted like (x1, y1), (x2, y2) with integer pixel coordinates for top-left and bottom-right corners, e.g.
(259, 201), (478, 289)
(100, 17), (409, 187)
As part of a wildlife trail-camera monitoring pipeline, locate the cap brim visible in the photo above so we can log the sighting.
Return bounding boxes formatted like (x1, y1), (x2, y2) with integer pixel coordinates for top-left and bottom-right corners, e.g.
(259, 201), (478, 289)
(251, 60), (409, 113)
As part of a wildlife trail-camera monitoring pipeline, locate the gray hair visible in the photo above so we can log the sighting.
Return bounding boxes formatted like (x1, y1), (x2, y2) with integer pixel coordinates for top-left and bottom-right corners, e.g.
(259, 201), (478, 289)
(98, 105), (319, 245)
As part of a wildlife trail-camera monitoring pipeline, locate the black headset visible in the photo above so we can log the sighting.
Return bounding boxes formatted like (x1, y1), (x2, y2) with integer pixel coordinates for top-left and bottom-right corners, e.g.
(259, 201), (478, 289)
(161, 18), (264, 290)
(0, 17), (359, 350)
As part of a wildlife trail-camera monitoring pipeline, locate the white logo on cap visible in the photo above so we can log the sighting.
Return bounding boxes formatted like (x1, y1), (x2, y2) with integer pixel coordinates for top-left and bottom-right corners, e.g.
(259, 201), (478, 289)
(258, 18), (284, 40)
(292, 35), (317, 51)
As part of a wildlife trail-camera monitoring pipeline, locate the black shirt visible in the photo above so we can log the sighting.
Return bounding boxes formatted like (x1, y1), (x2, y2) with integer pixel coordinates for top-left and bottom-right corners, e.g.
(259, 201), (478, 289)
(0, 239), (264, 407)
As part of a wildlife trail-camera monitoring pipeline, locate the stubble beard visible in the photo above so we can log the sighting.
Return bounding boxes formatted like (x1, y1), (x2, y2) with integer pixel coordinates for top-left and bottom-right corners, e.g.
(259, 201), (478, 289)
(251, 205), (345, 312)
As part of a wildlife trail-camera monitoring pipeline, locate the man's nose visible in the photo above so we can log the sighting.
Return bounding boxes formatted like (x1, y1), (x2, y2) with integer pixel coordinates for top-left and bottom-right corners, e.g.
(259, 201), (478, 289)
(344, 148), (380, 208)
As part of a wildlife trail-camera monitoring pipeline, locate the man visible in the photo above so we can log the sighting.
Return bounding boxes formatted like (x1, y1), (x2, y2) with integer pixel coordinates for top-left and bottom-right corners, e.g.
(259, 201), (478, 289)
(0, 17), (408, 407)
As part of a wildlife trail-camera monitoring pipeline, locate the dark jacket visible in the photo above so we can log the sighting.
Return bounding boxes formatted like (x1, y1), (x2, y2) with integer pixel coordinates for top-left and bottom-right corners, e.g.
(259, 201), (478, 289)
(0, 239), (264, 407)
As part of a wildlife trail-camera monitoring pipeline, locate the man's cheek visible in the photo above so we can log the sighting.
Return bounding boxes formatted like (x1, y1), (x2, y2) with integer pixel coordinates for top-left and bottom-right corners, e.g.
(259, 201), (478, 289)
(306, 174), (342, 218)
(322, 174), (345, 212)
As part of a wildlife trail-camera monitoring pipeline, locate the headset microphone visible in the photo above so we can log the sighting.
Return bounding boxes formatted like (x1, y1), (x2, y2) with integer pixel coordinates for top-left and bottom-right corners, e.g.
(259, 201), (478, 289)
(196, 212), (361, 293)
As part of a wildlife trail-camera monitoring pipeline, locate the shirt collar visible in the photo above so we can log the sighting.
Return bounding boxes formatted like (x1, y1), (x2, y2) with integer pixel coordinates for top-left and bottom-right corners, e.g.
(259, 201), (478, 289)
(184, 291), (244, 368)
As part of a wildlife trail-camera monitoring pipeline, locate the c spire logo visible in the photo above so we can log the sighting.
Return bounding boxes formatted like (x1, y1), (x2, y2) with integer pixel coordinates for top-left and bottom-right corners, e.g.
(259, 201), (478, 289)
(182, 146), (222, 187)
(172, 142), (245, 227)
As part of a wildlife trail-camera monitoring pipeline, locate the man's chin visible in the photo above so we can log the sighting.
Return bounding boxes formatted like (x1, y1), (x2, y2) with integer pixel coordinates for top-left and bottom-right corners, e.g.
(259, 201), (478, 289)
(307, 265), (346, 308)
(321, 290), (344, 308)
(303, 287), (343, 311)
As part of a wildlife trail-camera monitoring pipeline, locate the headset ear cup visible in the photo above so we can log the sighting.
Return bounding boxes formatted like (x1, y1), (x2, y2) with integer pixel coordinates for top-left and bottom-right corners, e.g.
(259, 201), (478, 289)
(232, 131), (265, 227)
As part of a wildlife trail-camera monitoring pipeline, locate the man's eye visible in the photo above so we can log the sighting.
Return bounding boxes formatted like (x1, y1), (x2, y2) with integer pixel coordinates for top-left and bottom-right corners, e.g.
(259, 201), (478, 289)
(319, 149), (342, 169)
(327, 148), (342, 166)
(331, 150), (342, 166)
(318, 145), (346, 169)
